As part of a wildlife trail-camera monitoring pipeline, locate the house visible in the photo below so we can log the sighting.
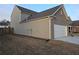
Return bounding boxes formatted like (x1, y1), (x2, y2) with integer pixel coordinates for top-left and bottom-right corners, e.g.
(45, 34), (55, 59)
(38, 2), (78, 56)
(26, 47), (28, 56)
(0, 20), (10, 33)
(70, 20), (79, 33)
(11, 4), (70, 39)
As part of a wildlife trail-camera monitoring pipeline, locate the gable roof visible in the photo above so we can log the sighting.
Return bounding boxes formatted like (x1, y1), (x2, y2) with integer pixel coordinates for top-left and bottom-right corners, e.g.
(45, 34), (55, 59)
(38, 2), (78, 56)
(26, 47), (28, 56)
(29, 4), (63, 19)
(16, 5), (38, 15)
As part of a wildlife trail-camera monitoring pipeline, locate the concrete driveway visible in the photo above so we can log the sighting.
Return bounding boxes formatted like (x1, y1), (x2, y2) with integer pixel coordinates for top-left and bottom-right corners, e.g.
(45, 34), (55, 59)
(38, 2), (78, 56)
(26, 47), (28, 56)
(55, 36), (79, 45)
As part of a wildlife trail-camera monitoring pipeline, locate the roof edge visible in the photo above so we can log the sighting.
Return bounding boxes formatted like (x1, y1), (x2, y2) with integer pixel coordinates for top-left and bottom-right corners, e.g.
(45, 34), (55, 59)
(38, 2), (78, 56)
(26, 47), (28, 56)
(15, 5), (38, 13)
(49, 4), (63, 17)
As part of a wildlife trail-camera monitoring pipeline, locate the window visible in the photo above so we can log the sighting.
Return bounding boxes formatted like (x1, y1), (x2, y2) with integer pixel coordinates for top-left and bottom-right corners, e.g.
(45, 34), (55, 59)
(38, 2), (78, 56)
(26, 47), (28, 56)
(69, 27), (70, 32)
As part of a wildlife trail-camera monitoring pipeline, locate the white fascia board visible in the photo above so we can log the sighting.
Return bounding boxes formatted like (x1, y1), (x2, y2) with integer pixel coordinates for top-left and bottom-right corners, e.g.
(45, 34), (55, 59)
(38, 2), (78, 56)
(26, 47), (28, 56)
(49, 5), (62, 17)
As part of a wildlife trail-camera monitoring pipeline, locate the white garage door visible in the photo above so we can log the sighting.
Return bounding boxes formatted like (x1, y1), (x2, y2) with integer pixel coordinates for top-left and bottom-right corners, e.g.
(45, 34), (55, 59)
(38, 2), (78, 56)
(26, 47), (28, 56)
(54, 24), (67, 39)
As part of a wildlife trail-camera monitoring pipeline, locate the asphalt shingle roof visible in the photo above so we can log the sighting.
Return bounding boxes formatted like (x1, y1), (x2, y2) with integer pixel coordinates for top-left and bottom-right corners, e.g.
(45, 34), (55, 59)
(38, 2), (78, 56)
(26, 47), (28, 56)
(16, 4), (63, 19)
(16, 5), (38, 15)
(29, 4), (62, 19)
(71, 20), (79, 26)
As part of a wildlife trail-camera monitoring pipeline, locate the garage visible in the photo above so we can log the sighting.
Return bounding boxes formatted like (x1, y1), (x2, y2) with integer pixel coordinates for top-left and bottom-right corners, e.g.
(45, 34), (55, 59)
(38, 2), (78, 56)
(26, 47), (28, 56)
(54, 24), (67, 39)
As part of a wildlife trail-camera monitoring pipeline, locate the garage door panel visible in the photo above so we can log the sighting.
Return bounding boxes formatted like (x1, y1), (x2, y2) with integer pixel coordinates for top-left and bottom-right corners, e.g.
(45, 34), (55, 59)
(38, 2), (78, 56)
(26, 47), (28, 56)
(54, 24), (67, 39)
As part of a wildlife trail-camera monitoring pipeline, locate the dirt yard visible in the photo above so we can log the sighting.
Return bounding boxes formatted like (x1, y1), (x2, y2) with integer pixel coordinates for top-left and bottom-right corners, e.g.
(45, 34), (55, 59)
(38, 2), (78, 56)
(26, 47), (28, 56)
(0, 34), (79, 55)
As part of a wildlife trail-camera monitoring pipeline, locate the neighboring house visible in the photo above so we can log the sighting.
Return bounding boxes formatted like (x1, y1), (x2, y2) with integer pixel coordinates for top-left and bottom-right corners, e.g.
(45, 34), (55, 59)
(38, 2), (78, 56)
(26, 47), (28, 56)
(0, 20), (10, 33)
(0, 20), (10, 28)
(70, 20), (79, 33)
(11, 4), (70, 39)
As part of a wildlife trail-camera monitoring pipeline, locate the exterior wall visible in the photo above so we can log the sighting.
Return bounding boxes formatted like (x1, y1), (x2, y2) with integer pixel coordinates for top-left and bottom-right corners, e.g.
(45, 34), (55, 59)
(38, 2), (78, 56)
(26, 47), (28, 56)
(72, 26), (79, 33)
(21, 13), (30, 22)
(11, 6), (21, 34)
(12, 11), (51, 39)
(54, 8), (68, 26)
(31, 18), (51, 39)
(11, 6), (32, 34)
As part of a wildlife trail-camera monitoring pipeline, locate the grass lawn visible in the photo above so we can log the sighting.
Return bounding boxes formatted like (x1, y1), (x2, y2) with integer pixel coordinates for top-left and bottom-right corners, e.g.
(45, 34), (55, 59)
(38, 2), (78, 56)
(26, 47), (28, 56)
(0, 34), (79, 55)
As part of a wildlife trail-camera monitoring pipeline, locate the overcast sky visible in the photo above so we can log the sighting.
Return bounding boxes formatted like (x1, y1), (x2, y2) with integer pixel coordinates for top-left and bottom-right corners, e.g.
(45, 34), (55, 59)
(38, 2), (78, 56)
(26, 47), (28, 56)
(0, 4), (79, 21)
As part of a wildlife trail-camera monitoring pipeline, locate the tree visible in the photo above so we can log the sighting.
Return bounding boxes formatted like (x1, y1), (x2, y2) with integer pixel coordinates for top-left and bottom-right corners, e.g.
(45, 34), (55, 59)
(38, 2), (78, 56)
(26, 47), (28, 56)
(0, 19), (10, 26)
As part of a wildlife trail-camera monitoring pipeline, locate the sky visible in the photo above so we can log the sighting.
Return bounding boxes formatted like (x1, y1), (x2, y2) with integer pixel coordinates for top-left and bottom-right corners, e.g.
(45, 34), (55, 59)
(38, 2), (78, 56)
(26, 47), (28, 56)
(0, 4), (79, 21)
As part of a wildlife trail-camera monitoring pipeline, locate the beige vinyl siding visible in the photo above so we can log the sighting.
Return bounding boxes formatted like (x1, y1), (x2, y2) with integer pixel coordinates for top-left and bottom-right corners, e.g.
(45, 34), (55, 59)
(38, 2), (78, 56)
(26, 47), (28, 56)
(31, 18), (51, 39)
(21, 13), (30, 22)
(17, 17), (51, 39)
(54, 8), (68, 25)
(11, 6), (21, 34)
(12, 10), (51, 39)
